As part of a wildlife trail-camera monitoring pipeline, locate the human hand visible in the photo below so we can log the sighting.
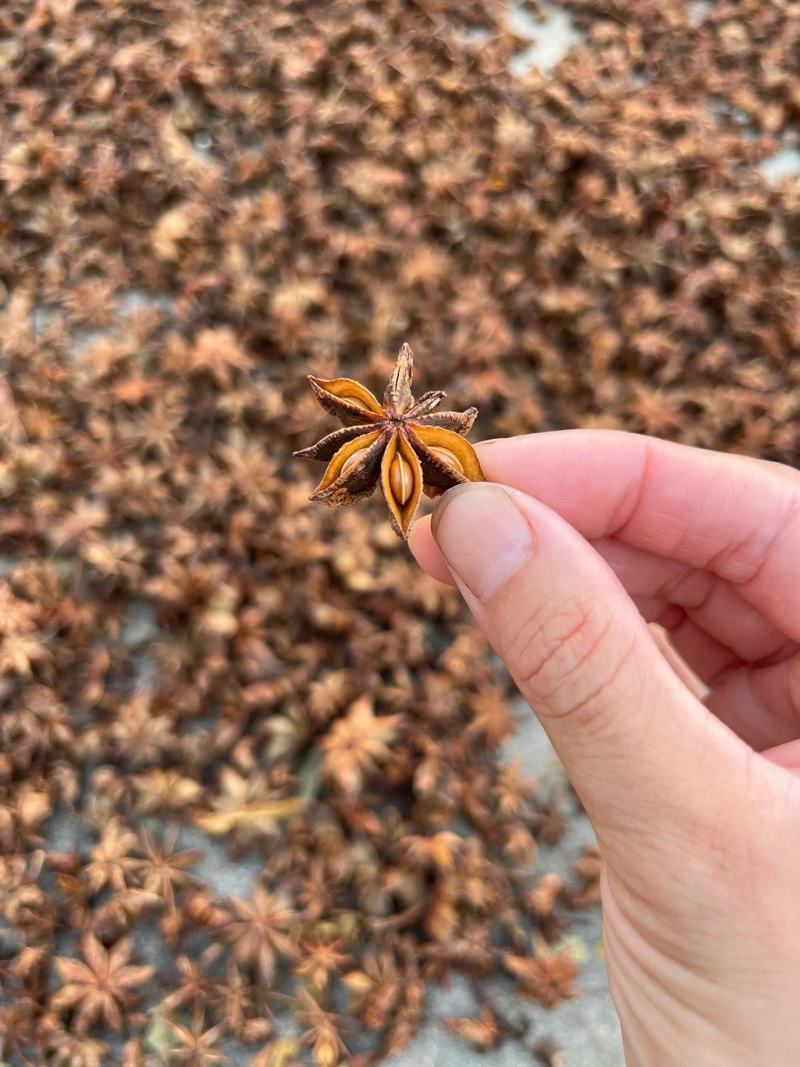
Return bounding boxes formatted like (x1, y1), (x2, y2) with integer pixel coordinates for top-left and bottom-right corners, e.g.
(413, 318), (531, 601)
(411, 431), (800, 1067)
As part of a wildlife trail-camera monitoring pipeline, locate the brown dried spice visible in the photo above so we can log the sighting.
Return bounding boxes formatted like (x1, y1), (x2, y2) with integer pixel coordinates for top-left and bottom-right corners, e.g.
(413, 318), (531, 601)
(296, 343), (484, 538)
(50, 934), (154, 1034)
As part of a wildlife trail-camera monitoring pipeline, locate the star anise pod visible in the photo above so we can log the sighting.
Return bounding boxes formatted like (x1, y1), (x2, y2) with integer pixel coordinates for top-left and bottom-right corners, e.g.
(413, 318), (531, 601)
(50, 934), (154, 1033)
(295, 343), (484, 538)
(222, 885), (297, 982)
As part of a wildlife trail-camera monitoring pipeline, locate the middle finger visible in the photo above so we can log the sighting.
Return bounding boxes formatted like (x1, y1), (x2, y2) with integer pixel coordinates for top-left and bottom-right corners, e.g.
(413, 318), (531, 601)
(594, 537), (793, 664)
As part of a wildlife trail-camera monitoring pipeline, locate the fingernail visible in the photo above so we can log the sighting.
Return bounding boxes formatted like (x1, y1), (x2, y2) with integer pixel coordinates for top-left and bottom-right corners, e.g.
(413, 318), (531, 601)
(432, 483), (535, 602)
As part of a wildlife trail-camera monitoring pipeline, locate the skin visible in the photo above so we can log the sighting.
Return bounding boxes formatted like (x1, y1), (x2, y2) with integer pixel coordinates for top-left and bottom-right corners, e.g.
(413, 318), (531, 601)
(410, 430), (800, 1067)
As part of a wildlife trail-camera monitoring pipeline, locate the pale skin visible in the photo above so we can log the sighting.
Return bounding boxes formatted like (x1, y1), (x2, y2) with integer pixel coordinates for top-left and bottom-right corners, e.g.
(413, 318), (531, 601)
(410, 430), (800, 1067)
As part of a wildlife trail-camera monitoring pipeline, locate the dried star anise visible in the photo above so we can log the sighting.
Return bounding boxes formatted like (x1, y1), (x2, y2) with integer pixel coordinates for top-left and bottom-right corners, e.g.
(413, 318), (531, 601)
(295, 343), (484, 538)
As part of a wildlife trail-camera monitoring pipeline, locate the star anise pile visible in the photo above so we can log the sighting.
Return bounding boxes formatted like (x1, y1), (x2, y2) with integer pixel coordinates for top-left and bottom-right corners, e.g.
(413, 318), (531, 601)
(296, 344), (483, 537)
(2, 0), (800, 1063)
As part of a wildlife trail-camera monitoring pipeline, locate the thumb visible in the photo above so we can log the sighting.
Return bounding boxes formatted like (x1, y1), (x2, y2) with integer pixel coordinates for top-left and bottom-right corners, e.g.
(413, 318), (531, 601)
(430, 482), (749, 853)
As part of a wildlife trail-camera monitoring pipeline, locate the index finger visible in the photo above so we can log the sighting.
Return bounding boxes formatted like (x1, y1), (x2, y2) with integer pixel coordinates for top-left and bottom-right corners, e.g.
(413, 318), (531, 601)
(413, 430), (800, 641)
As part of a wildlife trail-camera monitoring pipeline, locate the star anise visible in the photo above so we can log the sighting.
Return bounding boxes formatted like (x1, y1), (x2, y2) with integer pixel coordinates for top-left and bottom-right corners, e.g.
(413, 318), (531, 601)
(295, 343), (484, 538)
(222, 885), (297, 982)
(167, 1008), (226, 1067)
(50, 934), (154, 1033)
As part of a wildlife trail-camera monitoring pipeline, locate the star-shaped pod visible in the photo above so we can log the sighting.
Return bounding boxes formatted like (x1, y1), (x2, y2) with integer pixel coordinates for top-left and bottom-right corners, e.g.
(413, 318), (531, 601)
(295, 343), (484, 538)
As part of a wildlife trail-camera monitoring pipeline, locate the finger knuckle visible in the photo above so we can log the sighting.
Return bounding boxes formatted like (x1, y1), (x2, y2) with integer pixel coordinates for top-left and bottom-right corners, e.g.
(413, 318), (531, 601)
(510, 599), (633, 730)
(511, 601), (595, 689)
(710, 490), (800, 587)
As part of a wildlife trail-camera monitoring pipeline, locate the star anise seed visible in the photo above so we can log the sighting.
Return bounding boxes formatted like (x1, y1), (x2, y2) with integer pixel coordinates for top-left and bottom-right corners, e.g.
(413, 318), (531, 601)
(295, 343), (484, 538)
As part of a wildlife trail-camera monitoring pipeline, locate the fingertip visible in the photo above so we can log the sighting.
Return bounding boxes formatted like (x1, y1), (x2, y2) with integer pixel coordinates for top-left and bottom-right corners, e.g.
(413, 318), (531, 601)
(409, 513), (455, 585)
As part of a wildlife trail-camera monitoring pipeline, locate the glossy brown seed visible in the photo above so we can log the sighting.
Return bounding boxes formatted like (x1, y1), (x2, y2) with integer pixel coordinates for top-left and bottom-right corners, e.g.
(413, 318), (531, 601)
(341, 450), (368, 477)
(427, 445), (464, 473)
(389, 453), (414, 505)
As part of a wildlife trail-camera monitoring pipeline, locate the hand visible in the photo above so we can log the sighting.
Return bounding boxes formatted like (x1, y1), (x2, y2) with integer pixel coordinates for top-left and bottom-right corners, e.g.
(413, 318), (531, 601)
(411, 430), (800, 1067)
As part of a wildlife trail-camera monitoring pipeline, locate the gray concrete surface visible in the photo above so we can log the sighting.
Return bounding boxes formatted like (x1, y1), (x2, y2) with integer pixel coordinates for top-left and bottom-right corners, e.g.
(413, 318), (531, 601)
(507, 2), (585, 76)
(759, 146), (800, 185)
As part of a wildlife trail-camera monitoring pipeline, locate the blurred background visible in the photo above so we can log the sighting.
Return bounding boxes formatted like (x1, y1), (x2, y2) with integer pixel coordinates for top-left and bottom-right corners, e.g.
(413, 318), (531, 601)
(1, 0), (799, 1064)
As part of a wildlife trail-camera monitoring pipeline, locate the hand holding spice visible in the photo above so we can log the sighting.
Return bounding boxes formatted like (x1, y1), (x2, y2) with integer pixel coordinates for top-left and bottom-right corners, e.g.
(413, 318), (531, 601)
(412, 429), (800, 1067)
